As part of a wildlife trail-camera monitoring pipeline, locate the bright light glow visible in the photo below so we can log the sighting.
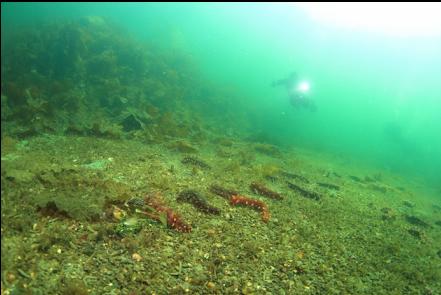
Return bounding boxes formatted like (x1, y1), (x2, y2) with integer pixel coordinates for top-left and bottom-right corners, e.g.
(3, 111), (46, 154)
(297, 81), (310, 93)
(297, 3), (441, 37)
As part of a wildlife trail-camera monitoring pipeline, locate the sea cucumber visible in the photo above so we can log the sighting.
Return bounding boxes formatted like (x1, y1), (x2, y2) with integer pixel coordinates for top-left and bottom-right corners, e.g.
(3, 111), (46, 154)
(250, 182), (283, 200)
(143, 193), (192, 233)
(209, 184), (238, 200)
(405, 215), (431, 228)
(230, 195), (270, 223)
(317, 182), (340, 190)
(181, 156), (211, 169)
(280, 171), (310, 183)
(177, 190), (220, 215)
(287, 182), (320, 201)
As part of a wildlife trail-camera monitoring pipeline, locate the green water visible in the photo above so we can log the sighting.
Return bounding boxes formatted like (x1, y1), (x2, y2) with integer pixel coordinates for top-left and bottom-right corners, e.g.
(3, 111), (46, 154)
(2, 3), (441, 294)
(5, 3), (439, 186)
(3, 3), (441, 184)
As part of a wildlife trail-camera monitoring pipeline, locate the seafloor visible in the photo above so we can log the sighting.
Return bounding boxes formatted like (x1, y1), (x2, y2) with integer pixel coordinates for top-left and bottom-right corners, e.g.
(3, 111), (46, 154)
(1, 16), (441, 294)
(1, 134), (440, 294)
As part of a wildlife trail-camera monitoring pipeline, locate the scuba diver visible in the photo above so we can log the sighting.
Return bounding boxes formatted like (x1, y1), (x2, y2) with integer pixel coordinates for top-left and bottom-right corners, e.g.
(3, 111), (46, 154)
(272, 72), (317, 112)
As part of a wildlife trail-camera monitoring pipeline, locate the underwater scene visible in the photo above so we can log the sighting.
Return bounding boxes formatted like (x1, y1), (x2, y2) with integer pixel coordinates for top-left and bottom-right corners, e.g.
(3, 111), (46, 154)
(1, 3), (441, 294)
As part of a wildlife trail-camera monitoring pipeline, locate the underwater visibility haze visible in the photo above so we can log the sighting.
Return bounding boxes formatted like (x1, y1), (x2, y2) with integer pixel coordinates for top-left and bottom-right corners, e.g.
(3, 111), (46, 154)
(1, 2), (441, 294)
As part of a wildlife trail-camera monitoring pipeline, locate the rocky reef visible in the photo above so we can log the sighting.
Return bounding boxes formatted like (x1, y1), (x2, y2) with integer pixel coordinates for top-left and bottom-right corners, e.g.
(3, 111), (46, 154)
(1, 16), (244, 141)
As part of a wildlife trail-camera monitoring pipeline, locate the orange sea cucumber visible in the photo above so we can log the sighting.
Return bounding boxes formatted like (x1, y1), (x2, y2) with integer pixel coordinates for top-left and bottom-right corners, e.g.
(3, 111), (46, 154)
(143, 193), (192, 233)
(230, 195), (270, 223)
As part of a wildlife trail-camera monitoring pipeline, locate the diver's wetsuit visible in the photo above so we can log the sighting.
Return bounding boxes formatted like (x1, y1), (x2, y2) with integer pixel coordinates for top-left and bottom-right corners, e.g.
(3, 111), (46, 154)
(272, 72), (316, 111)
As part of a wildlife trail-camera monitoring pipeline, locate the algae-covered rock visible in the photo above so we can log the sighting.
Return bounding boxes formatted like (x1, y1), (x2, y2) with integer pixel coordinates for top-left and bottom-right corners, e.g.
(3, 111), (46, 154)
(115, 217), (143, 237)
(213, 137), (234, 147)
(254, 143), (282, 157)
(4, 168), (35, 183)
(82, 158), (113, 170)
(31, 169), (131, 221)
(254, 163), (281, 178)
(167, 140), (198, 153)
(1, 17), (211, 140)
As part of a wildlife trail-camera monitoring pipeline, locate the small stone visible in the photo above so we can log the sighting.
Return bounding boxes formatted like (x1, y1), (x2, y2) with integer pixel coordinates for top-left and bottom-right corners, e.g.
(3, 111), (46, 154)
(132, 253), (142, 262)
(113, 206), (125, 220)
(206, 229), (216, 236)
(6, 273), (16, 283)
(207, 282), (215, 289)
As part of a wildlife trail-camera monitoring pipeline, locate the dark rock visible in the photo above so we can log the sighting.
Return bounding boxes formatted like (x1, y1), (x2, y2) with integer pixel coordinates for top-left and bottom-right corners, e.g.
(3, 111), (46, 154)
(381, 207), (396, 221)
(408, 228), (423, 240)
(405, 215), (430, 228)
(121, 114), (143, 132)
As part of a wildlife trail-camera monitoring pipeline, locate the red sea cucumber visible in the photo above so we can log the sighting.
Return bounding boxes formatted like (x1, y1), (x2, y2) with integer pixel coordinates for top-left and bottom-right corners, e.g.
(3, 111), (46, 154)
(230, 195), (270, 223)
(144, 193), (192, 233)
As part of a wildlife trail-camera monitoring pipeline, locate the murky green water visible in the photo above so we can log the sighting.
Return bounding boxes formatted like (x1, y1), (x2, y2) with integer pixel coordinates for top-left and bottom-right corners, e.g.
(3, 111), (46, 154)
(2, 3), (440, 294)
(3, 3), (441, 187)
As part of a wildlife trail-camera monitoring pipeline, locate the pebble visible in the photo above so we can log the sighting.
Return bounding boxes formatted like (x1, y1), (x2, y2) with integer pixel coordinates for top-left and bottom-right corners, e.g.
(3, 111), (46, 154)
(6, 273), (16, 283)
(132, 253), (142, 262)
(207, 282), (215, 289)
